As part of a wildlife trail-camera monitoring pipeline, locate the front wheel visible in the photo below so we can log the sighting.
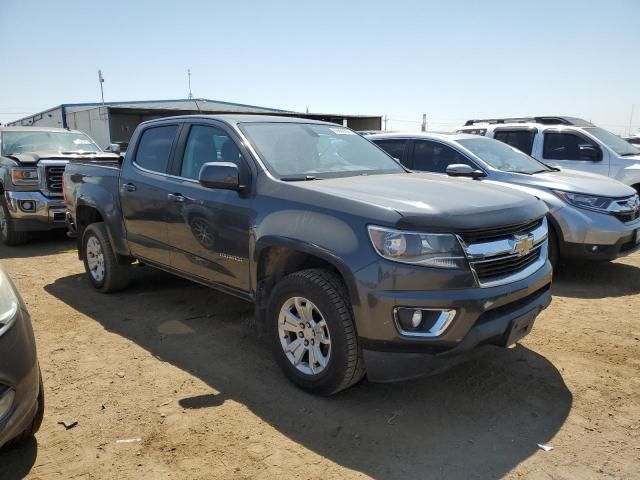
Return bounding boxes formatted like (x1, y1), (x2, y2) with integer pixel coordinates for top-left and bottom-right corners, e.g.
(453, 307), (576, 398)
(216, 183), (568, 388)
(267, 269), (365, 395)
(82, 223), (131, 293)
(0, 197), (29, 246)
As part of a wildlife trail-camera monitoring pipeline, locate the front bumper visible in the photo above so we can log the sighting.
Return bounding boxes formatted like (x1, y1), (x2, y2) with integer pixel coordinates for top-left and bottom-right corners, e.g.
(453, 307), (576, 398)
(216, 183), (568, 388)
(552, 205), (640, 260)
(0, 307), (41, 449)
(353, 259), (553, 382)
(4, 191), (66, 232)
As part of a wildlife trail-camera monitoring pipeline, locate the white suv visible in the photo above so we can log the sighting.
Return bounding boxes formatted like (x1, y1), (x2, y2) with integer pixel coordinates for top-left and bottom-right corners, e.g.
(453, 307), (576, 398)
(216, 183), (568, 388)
(457, 116), (640, 193)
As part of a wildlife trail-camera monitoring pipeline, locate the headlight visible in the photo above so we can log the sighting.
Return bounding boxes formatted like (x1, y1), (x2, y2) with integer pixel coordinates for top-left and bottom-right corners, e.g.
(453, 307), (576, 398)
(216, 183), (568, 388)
(11, 167), (40, 185)
(552, 190), (614, 213)
(367, 225), (466, 268)
(0, 269), (19, 336)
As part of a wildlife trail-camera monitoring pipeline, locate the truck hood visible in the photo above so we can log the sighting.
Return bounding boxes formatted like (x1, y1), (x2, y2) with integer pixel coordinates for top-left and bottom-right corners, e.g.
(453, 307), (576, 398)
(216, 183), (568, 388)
(293, 173), (547, 232)
(3, 151), (120, 164)
(504, 168), (636, 197)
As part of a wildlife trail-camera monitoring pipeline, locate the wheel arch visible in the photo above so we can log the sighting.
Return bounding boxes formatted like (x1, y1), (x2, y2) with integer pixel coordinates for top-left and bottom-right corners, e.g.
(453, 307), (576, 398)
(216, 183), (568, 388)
(254, 236), (360, 312)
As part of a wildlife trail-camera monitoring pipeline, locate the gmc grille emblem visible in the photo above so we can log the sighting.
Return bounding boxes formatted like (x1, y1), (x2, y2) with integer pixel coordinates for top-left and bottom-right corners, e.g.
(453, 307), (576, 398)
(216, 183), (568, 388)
(512, 234), (535, 257)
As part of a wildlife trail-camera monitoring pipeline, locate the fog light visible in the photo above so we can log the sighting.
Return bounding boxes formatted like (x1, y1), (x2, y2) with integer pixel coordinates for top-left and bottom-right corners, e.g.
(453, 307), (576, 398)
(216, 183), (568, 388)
(394, 307), (456, 337)
(411, 310), (422, 328)
(0, 386), (15, 421)
(19, 200), (35, 212)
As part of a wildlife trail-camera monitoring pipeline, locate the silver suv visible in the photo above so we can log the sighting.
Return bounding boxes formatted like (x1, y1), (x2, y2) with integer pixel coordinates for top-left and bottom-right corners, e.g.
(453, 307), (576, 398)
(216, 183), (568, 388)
(368, 132), (640, 266)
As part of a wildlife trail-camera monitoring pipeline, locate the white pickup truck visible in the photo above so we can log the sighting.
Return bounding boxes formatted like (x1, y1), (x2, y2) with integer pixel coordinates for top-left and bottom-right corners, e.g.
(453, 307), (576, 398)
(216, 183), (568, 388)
(457, 116), (640, 193)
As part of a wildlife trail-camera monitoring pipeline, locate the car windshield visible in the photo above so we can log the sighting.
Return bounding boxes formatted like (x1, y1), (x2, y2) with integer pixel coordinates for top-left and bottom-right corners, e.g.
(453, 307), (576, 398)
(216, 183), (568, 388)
(239, 122), (405, 178)
(457, 137), (552, 174)
(1, 131), (100, 155)
(584, 127), (640, 156)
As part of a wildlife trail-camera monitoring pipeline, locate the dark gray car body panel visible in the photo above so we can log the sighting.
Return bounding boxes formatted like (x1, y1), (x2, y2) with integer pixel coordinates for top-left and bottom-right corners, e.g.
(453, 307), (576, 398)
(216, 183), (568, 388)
(0, 270), (41, 449)
(64, 115), (552, 381)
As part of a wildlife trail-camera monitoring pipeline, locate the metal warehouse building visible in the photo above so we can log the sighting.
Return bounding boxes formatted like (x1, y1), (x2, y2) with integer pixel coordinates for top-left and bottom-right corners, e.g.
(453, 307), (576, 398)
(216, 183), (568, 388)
(8, 99), (382, 149)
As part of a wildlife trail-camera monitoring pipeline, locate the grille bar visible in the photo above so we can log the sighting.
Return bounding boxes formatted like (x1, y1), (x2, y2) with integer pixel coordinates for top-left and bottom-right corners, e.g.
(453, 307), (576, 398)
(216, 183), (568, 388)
(45, 166), (66, 193)
(460, 218), (543, 244)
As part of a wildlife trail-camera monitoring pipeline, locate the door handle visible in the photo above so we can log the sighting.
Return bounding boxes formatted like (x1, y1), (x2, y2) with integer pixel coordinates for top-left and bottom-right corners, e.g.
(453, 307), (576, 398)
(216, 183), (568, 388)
(168, 193), (186, 203)
(124, 183), (137, 192)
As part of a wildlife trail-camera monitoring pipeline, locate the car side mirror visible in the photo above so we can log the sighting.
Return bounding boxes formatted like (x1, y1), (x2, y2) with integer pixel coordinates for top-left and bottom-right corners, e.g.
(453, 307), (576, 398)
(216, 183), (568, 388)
(578, 144), (601, 161)
(445, 164), (485, 179)
(106, 143), (121, 155)
(199, 162), (241, 190)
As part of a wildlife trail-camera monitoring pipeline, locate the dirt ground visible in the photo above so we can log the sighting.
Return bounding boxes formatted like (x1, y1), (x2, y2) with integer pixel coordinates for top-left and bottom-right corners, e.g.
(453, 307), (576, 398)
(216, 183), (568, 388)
(0, 235), (638, 480)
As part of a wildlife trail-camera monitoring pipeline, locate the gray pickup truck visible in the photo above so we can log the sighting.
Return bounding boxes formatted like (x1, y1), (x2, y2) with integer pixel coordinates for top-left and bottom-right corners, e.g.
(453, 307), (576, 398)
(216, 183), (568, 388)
(0, 126), (118, 245)
(64, 115), (552, 395)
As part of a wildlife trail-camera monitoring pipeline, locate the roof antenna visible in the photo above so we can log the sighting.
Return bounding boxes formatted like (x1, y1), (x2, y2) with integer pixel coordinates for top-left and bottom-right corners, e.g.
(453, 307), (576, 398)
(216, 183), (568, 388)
(187, 69), (201, 113)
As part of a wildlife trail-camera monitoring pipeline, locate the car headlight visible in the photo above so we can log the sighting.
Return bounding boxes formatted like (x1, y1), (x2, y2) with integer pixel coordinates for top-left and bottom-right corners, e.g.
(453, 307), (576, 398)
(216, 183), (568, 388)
(0, 269), (19, 336)
(367, 225), (466, 268)
(11, 167), (40, 185)
(552, 190), (614, 213)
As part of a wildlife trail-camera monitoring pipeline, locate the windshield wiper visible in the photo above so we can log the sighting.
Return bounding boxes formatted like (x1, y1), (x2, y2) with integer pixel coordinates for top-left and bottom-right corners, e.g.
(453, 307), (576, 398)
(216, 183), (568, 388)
(61, 150), (97, 155)
(280, 175), (321, 182)
(621, 152), (639, 157)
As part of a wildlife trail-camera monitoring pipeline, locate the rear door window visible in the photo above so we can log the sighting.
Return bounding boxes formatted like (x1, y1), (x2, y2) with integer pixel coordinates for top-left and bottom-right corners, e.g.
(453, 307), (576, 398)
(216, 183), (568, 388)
(373, 139), (409, 163)
(493, 130), (536, 154)
(134, 125), (179, 173)
(412, 140), (473, 173)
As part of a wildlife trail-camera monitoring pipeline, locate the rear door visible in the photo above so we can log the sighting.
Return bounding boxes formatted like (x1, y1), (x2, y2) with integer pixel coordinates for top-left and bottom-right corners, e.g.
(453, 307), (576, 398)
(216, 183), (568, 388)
(410, 139), (477, 173)
(119, 123), (180, 265)
(492, 128), (537, 155)
(371, 138), (410, 167)
(164, 121), (253, 292)
(539, 130), (609, 176)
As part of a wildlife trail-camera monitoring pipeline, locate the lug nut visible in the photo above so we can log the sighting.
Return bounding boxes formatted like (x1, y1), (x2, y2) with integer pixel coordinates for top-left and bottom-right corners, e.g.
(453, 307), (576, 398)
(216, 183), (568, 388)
(310, 339), (315, 345)
(304, 340), (309, 346)
(298, 332), (304, 338)
(306, 323), (311, 328)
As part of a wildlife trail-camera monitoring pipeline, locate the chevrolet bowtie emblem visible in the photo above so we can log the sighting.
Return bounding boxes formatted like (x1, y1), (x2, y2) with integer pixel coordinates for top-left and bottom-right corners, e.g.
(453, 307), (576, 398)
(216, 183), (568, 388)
(512, 234), (535, 257)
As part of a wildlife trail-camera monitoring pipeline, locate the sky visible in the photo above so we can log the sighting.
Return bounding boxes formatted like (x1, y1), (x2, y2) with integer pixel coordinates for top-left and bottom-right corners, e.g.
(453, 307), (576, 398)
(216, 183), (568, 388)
(1, 0), (639, 135)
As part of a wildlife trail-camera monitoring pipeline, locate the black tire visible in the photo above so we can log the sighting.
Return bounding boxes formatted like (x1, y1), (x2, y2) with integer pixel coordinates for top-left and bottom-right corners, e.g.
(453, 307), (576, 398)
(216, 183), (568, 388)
(8, 370), (44, 447)
(0, 197), (29, 246)
(82, 222), (131, 293)
(267, 268), (365, 395)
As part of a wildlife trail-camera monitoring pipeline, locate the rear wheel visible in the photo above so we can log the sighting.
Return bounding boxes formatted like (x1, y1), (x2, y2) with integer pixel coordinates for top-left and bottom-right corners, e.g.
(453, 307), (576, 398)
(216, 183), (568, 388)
(0, 197), (29, 246)
(82, 223), (131, 293)
(267, 269), (365, 395)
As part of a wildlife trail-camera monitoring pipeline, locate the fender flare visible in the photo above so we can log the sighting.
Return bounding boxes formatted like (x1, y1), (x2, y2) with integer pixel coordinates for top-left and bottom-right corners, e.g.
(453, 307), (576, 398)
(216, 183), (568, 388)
(253, 235), (360, 308)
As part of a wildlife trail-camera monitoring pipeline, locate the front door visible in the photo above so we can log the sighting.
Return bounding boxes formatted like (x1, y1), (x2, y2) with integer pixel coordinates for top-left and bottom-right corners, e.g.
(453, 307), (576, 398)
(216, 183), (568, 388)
(164, 123), (253, 292)
(539, 130), (609, 176)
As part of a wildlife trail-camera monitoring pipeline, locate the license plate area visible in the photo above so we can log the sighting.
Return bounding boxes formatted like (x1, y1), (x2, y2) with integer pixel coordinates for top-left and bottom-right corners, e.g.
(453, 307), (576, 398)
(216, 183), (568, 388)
(504, 310), (537, 346)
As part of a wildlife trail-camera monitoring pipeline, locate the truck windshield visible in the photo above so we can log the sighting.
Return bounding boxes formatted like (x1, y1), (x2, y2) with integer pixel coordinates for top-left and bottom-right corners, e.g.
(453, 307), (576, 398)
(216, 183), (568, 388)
(457, 137), (552, 174)
(1, 131), (100, 155)
(239, 122), (405, 179)
(584, 127), (640, 156)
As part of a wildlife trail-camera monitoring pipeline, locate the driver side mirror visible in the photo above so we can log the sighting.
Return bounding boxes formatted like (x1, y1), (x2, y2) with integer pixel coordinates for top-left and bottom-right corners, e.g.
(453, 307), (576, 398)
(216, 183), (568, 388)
(106, 143), (121, 155)
(578, 144), (601, 161)
(199, 162), (241, 190)
(445, 164), (485, 179)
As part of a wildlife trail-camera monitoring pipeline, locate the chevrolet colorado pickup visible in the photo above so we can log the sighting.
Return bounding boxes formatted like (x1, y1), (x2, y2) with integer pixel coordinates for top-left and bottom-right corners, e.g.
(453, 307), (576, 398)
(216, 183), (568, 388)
(64, 115), (552, 395)
(0, 126), (119, 245)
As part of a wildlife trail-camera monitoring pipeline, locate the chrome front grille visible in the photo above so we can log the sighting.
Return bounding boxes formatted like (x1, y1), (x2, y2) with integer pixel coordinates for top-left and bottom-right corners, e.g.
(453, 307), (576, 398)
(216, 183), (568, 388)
(461, 217), (548, 288)
(610, 195), (640, 223)
(45, 165), (65, 193)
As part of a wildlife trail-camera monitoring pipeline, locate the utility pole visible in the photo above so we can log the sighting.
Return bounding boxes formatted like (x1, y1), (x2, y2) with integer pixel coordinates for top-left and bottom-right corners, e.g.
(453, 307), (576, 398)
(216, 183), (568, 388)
(421, 113), (427, 132)
(187, 69), (193, 99)
(384, 115), (388, 131)
(629, 104), (635, 137)
(98, 70), (105, 105)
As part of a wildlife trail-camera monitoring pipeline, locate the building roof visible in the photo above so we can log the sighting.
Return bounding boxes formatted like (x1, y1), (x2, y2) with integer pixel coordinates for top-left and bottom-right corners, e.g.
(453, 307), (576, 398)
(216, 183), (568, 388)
(62, 98), (291, 114)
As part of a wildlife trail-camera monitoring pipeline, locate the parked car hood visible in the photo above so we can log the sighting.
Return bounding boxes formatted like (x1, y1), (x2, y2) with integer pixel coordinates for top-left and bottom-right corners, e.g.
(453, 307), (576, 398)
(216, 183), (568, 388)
(3, 151), (119, 164)
(292, 173), (547, 232)
(503, 168), (636, 197)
